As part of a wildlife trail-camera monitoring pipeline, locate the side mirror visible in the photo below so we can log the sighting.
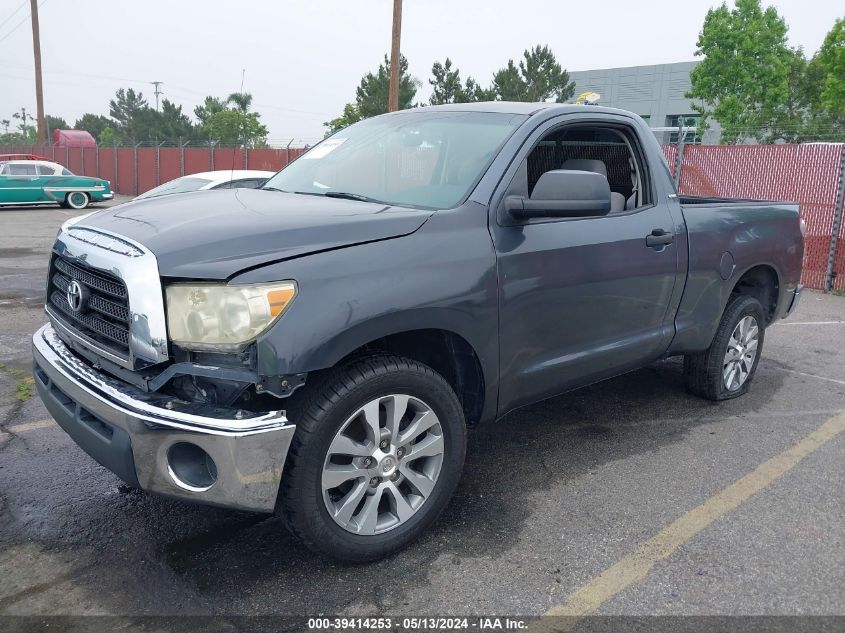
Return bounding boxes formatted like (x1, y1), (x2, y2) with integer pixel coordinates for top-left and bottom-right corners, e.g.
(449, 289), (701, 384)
(506, 170), (611, 220)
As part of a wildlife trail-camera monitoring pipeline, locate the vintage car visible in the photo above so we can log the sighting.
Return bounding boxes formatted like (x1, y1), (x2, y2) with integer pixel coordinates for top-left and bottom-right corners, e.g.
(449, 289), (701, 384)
(0, 158), (113, 209)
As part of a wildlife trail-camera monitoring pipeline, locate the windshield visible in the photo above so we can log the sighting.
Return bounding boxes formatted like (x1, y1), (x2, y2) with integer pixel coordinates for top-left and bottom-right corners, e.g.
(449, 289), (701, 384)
(136, 177), (212, 199)
(263, 111), (525, 209)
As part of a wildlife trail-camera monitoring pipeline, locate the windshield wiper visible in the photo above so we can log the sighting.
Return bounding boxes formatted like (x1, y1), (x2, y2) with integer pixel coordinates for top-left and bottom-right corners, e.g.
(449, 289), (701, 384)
(324, 191), (383, 204)
(261, 186), (289, 193)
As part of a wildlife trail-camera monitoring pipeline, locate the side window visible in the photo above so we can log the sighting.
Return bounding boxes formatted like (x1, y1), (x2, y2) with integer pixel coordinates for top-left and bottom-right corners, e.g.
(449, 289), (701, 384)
(37, 165), (57, 176)
(61, 168), (72, 175)
(0, 164), (6, 175)
(525, 124), (651, 213)
(8, 164), (37, 176)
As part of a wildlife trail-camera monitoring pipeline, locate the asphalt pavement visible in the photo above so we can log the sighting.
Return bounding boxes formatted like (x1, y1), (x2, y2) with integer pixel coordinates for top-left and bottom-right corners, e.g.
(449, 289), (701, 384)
(0, 200), (843, 623)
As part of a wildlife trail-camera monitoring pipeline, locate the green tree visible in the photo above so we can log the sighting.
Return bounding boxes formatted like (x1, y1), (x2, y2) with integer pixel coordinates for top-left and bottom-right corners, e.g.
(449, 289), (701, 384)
(429, 58), (489, 105)
(491, 45), (575, 102)
(814, 17), (845, 118)
(226, 92), (253, 113)
(194, 96), (228, 126)
(74, 113), (112, 140)
(357, 54), (419, 118)
(202, 110), (268, 147)
(146, 99), (197, 143)
(325, 54), (420, 134)
(98, 126), (116, 146)
(195, 93), (267, 146)
(108, 88), (150, 143)
(687, 0), (797, 143)
(45, 115), (68, 135)
(324, 103), (363, 136)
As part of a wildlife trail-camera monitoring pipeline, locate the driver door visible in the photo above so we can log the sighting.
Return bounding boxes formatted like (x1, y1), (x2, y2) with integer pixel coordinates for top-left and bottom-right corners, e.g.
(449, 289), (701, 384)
(491, 113), (684, 415)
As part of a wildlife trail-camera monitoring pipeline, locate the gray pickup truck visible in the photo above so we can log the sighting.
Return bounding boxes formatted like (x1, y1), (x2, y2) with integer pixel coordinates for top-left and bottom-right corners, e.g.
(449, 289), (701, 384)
(32, 103), (804, 561)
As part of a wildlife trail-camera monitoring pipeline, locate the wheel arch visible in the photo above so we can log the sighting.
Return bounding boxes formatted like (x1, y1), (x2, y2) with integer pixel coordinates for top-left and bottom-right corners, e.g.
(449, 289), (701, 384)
(324, 327), (489, 427)
(728, 263), (781, 325)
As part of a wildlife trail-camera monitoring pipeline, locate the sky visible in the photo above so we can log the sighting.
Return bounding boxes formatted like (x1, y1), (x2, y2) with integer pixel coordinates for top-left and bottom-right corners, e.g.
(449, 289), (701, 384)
(1, 0), (842, 145)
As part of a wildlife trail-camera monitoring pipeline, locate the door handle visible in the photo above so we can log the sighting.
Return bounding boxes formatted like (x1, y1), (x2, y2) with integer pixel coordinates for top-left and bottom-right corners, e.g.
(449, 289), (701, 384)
(646, 229), (674, 248)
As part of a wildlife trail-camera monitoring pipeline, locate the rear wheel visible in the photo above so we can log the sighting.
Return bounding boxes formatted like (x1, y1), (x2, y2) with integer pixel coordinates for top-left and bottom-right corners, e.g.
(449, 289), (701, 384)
(280, 354), (466, 562)
(684, 295), (765, 400)
(65, 191), (90, 210)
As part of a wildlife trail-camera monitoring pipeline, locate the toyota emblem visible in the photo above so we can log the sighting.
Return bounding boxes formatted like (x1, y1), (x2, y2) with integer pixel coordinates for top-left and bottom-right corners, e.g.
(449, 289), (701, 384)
(66, 280), (84, 312)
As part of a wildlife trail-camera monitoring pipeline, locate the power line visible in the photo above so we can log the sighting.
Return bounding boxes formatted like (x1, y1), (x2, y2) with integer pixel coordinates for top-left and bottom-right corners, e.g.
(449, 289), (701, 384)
(0, 0), (27, 31)
(3, 64), (333, 118)
(0, 0), (46, 45)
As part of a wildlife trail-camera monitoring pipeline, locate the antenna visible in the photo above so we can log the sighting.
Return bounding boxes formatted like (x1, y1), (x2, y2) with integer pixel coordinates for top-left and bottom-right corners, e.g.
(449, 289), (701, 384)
(230, 69), (246, 184)
(150, 81), (164, 111)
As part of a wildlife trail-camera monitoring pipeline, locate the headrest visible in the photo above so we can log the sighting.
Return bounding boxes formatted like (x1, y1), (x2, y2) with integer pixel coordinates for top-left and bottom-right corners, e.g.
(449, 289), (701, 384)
(561, 159), (608, 178)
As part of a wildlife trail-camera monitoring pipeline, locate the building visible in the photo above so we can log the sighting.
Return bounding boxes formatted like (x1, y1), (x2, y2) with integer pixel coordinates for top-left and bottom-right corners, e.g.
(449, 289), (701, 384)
(568, 61), (720, 144)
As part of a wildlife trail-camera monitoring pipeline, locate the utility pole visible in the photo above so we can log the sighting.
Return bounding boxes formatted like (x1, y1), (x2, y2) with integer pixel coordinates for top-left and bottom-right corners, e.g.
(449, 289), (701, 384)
(30, 0), (46, 144)
(151, 81), (164, 111)
(387, 0), (402, 112)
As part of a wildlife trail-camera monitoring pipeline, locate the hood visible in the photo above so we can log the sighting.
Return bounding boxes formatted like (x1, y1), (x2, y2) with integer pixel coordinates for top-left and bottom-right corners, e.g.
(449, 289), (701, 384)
(77, 188), (433, 279)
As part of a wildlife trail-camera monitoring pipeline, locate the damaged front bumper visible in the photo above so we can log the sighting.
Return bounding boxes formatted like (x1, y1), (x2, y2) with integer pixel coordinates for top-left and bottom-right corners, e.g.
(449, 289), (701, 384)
(32, 323), (295, 513)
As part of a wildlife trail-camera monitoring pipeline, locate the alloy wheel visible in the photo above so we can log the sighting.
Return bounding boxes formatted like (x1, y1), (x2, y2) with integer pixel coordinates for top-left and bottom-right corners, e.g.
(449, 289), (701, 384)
(321, 394), (445, 535)
(723, 315), (759, 391)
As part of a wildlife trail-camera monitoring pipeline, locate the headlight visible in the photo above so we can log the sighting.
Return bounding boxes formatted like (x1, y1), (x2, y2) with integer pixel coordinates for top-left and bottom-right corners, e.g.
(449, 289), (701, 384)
(165, 282), (297, 351)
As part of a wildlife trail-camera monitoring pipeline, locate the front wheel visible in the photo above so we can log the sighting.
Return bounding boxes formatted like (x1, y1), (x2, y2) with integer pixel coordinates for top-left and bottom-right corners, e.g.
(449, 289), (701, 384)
(65, 191), (90, 210)
(684, 294), (766, 400)
(279, 354), (467, 562)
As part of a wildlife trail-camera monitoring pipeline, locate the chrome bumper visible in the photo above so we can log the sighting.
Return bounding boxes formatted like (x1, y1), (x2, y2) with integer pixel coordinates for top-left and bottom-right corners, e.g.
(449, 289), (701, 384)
(32, 323), (295, 513)
(100, 192), (114, 200)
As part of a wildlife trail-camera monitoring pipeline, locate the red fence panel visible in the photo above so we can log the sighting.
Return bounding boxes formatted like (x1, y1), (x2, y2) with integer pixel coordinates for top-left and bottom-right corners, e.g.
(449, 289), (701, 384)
(159, 148), (181, 186)
(97, 147), (116, 187)
(184, 147), (211, 175)
(213, 147), (246, 171)
(661, 144), (677, 178)
(247, 148), (285, 171)
(81, 147), (98, 177)
(677, 144), (844, 290)
(136, 148), (157, 195)
(115, 148), (134, 196)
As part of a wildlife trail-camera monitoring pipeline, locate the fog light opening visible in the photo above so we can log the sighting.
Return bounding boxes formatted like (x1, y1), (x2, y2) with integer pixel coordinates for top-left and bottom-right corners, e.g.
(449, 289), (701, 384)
(167, 442), (218, 492)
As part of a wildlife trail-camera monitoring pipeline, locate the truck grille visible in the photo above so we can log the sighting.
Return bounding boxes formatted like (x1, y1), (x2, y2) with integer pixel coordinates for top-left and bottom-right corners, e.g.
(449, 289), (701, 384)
(47, 254), (131, 358)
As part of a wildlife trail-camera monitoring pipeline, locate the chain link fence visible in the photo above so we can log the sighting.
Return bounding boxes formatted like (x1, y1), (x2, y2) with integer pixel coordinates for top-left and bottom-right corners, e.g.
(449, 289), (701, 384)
(662, 143), (845, 292)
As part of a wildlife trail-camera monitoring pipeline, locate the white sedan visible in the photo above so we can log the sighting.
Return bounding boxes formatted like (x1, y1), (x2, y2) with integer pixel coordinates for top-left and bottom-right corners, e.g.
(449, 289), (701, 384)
(134, 170), (275, 200)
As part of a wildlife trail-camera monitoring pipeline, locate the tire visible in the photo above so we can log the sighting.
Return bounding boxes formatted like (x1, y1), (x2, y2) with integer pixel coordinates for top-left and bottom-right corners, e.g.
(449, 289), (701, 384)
(684, 294), (766, 401)
(280, 354), (467, 562)
(65, 191), (89, 210)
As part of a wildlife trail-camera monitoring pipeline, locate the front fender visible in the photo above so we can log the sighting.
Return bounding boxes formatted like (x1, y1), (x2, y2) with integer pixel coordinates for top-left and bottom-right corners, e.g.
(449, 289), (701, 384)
(233, 203), (500, 419)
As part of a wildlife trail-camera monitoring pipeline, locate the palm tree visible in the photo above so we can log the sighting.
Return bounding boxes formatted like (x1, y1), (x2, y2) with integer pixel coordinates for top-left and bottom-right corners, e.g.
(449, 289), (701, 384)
(1, 119), (9, 133)
(226, 92), (253, 113)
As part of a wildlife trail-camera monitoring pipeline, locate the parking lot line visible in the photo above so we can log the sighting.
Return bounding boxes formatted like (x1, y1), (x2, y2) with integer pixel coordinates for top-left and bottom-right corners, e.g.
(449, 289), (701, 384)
(767, 366), (845, 387)
(774, 321), (845, 326)
(544, 411), (845, 618)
